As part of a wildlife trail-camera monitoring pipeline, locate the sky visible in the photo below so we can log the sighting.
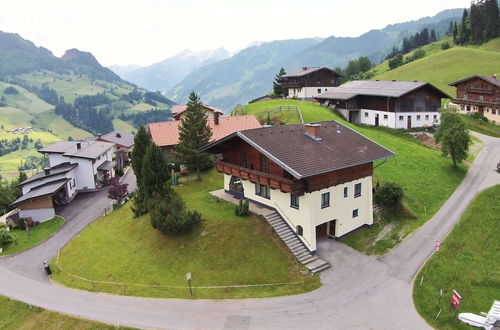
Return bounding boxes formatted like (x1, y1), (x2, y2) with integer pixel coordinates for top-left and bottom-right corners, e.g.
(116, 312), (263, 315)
(0, 0), (471, 67)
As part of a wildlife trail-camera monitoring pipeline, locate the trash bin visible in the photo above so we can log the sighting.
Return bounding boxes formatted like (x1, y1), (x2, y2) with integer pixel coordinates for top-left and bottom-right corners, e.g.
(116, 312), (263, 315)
(43, 261), (52, 275)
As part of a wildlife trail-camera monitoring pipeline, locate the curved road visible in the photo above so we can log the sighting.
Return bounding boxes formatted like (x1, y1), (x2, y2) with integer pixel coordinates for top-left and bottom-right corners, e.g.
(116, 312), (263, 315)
(0, 133), (499, 329)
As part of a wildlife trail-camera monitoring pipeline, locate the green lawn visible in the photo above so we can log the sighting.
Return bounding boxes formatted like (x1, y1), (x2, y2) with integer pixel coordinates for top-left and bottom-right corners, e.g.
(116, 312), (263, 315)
(50, 169), (319, 299)
(0, 107), (34, 130)
(243, 99), (468, 254)
(35, 110), (92, 140)
(413, 185), (500, 330)
(459, 114), (500, 138)
(0, 81), (53, 115)
(0, 295), (130, 329)
(0, 217), (64, 256)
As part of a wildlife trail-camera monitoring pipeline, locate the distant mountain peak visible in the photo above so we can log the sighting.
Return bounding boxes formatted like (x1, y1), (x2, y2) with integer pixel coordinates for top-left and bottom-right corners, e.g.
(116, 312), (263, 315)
(61, 48), (100, 66)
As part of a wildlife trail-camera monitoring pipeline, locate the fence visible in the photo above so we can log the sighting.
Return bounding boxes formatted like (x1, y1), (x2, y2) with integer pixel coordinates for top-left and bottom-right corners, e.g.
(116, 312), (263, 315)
(258, 106), (304, 124)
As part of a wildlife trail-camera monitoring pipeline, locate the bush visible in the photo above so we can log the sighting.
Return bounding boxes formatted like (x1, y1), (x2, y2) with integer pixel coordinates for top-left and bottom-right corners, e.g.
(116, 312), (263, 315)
(471, 111), (488, 122)
(114, 167), (124, 177)
(374, 182), (404, 208)
(150, 194), (200, 235)
(4, 86), (19, 95)
(234, 199), (250, 216)
(0, 227), (13, 246)
(441, 42), (451, 50)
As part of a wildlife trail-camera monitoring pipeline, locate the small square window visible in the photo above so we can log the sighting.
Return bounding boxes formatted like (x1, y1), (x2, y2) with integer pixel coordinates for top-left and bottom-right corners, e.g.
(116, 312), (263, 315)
(352, 209), (359, 218)
(343, 187), (348, 198)
(383, 114), (388, 119)
(354, 183), (362, 198)
(492, 109), (497, 115)
(479, 95), (484, 101)
(433, 115), (437, 119)
(425, 115), (429, 120)
(290, 194), (299, 209)
(317, 88), (322, 93)
(417, 115), (421, 120)
(399, 116), (404, 120)
(321, 192), (330, 208)
(255, 183), (270, 199)
(364, 112), (369, 117)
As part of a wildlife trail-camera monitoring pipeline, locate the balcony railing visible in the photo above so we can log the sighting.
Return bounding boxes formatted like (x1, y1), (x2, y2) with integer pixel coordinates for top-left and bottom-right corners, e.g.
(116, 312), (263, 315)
(215, 160), (305, 195)
(467, 87), (493, 95)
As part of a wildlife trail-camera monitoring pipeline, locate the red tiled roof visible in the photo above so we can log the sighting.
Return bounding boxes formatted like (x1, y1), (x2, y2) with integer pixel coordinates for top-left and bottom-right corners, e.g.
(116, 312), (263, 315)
(149, 115), (262, 147)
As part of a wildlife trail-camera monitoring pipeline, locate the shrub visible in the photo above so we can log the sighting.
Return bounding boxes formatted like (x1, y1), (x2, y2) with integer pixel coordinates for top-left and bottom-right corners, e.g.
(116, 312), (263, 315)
(114, 167), (124, 177)
(107, 177), (129, 205)
(374, 182), (404, 208)
(0, 227), (13, 246)
(150, 194), (200, 234)
(471, 111), (488, 122)
(234, 199), (250, 216)
(441, 42), (451, 50)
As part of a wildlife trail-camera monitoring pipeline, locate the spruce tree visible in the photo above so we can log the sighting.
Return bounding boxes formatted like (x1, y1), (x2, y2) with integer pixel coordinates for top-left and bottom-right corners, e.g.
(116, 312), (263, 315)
(141, 143), (171, 199)
(272, 67), (287, 97)
(173, 92), (213, 180)
(131, 125), (151, 187)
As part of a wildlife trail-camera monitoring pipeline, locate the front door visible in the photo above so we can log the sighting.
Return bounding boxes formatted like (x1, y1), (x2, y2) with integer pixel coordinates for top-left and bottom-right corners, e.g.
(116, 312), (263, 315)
(327, 220), (336, 238)
(375, 114), (379, 127)
(228, 176), (244, 198)
(407, 115), (412, 129)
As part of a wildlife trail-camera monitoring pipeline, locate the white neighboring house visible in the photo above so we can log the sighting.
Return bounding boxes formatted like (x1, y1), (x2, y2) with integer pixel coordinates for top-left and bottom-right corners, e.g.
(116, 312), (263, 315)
(201, 122), (395, 253)
(11, 140), (115, 222)
(315, 80), (450, 129)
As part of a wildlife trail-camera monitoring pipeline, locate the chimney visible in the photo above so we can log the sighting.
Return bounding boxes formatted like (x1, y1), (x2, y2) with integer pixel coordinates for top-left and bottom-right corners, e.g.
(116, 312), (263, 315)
(214, 112), (220, 125)
(493, 73), (497, 80)
(302, 67), (308, 71)
(116, 132), (121, 138)
(76, 142), (81, 149)
(44, 167), (50, 175)
(304, 124), (322, 141)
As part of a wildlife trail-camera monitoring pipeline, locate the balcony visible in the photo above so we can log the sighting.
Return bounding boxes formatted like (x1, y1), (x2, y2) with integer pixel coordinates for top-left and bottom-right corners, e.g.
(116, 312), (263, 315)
(215, 160), (305, 196)
(467, 87), (493, 95)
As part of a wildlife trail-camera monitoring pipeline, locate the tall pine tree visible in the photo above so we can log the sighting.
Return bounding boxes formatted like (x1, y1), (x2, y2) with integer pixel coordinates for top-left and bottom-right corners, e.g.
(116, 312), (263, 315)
(173, 92), (213, 180)
(272, 67), (287, 97)
(131, 125), (151, 187)
(141, 143), (171, 199)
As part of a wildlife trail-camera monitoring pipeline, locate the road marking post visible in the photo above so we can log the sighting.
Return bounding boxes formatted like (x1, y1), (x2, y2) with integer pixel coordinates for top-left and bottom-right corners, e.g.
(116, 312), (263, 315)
(186, 272), (192, 296)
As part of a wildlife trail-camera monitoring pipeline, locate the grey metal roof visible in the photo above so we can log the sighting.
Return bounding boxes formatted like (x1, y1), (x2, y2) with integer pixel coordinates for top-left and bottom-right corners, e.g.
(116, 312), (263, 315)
(39, 141), (115, 160)
(281, 67), (341, 78)
(19, 163), (78, 186)
(448, 74), (500, 88)
(315, 80), (450, 99)
(12, 178), (69, 205)
(201, 121), (395, 179)
(100, 130), (135, 148)
(97, 160), (116, 171)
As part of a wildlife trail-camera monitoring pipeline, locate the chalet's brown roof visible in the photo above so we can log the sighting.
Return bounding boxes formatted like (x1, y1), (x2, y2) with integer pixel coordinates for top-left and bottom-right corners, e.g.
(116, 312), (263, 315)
(149, 115), (261, 147)
(282, 67), (340, 78)
(448, 74), (500, 88)
(200, 121), (395, 179)
(315, 80), (450, 100)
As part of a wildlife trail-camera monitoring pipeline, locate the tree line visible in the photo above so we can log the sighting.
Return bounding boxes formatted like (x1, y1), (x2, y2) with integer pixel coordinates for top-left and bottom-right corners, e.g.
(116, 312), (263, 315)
(449, 0), (499, 45)
(0, 136), (42, 157)
(119, 109), (172, 127)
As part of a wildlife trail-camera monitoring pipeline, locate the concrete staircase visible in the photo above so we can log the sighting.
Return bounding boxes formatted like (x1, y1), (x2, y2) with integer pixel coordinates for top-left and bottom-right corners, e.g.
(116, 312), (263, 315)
(264, 211), (331, 274)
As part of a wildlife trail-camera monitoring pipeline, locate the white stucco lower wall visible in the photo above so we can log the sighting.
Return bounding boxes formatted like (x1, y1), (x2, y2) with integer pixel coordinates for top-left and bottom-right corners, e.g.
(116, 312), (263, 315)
(360, 109), (440, 129)
(225, 174), (374, 252)
(19, 208), (55, 223)
(288, 87), (332, 99)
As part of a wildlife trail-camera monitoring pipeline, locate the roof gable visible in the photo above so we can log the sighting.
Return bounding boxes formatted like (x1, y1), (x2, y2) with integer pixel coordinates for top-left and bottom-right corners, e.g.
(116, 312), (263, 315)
(448, 74), (500, 88)
(282, 67), (340, 78)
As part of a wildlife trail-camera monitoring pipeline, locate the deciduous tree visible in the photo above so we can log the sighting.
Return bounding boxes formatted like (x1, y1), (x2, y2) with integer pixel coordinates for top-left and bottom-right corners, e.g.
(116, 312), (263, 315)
(435, 111), (471, 167)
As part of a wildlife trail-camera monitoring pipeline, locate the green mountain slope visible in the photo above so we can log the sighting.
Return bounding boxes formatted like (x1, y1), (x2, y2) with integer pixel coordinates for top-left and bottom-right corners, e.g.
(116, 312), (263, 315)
(371, 38), (500, 96)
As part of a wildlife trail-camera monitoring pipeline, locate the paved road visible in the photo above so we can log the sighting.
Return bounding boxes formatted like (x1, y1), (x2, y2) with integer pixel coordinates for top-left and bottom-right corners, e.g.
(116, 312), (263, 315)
(0, 169), (137, 283)
(0, 133), (498, 329)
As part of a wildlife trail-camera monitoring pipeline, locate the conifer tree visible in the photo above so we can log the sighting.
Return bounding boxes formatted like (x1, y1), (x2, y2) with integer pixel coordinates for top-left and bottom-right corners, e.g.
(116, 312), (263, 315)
(272, 67), (287, 96)
(173, 92), (213, 180)
(141, 143), (171, 199)
(131, 125), (151, 187)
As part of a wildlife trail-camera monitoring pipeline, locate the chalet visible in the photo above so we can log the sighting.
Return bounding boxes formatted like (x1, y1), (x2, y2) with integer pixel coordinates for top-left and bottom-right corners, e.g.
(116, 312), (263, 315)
(148, 114), (261, 159)
(172, 104), (224, 121)
(11, 141), (115, 222)
(97, 130), (135, 168)
(448, 74), (500, 125)
(280, 67), (341, 99)
(200, 121), (395, 253)
(315, 80), (450, 129)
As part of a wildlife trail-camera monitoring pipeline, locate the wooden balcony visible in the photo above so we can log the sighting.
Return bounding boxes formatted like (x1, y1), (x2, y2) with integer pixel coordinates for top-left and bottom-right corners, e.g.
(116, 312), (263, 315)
(467, 87), (493, 95)
(215, 160), (305, 195)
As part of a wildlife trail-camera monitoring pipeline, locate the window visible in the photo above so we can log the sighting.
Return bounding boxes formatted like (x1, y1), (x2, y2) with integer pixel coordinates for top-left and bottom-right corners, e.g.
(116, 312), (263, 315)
(344, 187), (348, 198)
(255, 183), (270, 199)
(383, 114), (388, 119)
(354, 183), (362, 198)
(321, 192), (330, 208)
(290, 194), (299, 209)
(493, 109), (497, 115)
(460, 105), (465, 110)
(433, 115), (437, 119)
(425, 115), (429, 120)
(297, 225), (303, 236)
(317, 88), (322, 93)
(479, 95), (484, 101)
(416, 115), (421, 120)
(399, 115), (404, 120)
(259, 154), (268, 173)
(364, 112), (369, 117)
(325, 89), (328, 92)
(72, 178), (76, 188)
(352, 209), (359, 218)
(240, 151), (248, 168)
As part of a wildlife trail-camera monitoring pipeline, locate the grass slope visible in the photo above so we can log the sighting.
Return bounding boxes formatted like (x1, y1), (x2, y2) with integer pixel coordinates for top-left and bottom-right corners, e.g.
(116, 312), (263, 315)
(1, 217), (64, 256)
(459, 114), (500, 138)
(413, 185), (500, 330)
(243, 99), (468, 254)
(0, 295), (130, 329)
(0, 107), (34, 130)
(51, 170), (319, 299)
(35, 110), (92, 140)
(112, 118), (135, 133)
(371, 38), (500, 96)
(0, 81), (53, 114)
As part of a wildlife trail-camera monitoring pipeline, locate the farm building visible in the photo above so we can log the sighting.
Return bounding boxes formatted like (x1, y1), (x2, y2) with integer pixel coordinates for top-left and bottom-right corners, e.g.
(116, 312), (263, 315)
(280, 67), (341, 99)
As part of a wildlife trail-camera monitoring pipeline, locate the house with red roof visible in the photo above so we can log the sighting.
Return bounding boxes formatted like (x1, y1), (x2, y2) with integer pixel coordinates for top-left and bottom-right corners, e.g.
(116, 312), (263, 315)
(171, 104), (224, 121)
(148, 114), (261, 159)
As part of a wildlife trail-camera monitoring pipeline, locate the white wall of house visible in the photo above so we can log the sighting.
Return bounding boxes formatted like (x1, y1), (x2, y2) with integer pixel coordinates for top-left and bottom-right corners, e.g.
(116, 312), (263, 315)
(288, 87), (331, 99)
(47, 153), (67, 167)
(360, 109), (440, 129)
(68, 158), (96, 190)
(19, 208), (55, 223)
(484, 107), (500, 125)
(224, 174), (374, 253)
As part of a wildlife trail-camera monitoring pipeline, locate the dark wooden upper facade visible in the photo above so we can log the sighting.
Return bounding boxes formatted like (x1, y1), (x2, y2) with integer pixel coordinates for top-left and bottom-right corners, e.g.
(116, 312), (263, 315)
(320, 85), (442, 113)
(450, 76), (500, 109)
(216, 139), (372, 195)
(281, 67), (341, 89)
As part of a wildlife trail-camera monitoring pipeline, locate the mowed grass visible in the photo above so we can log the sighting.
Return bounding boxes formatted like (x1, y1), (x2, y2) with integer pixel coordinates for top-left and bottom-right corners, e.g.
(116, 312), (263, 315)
(50, 169), (319, 299)
(459, 114), (500, 138)
(372, 43), (500, 97)
(244, 100), (468, 254)
(413, 185), (500, 330)
(0, 295), (131, 329)
(0, 81), (53, 114)
(0, 217), (64, 256)
(35, 110), (92, 140)
(0, 107), (34, 130)
(112, 118), (135, 133)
